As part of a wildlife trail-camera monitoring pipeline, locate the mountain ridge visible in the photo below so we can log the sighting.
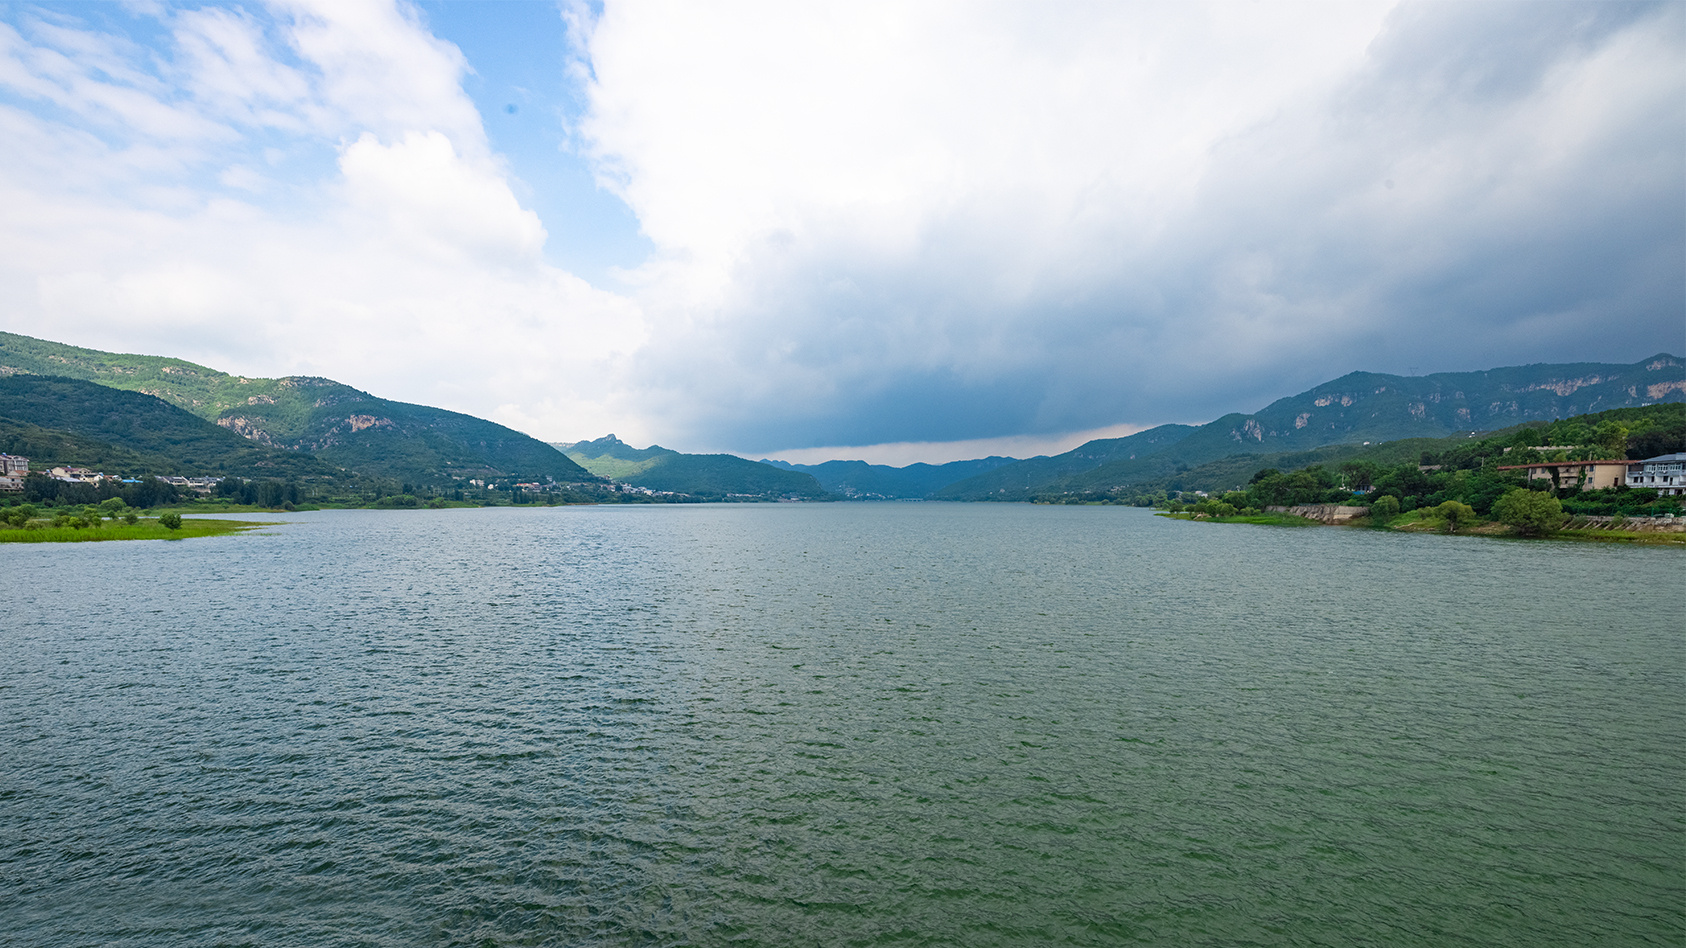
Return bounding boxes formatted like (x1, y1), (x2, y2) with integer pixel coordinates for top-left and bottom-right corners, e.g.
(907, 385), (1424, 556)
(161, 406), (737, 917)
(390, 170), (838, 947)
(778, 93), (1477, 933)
(939, 354), (1686, 500)
(0, 331), (591, 486)
(559, 434), (829, 500)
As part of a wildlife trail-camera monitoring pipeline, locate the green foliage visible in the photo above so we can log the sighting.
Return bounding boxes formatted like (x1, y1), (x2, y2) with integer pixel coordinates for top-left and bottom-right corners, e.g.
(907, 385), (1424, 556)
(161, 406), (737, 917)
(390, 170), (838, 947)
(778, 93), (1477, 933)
(1435, 500), (1478, 533)
(372, 494), (422, 508)
(0, 375), (335, 479)
(0, 516), (263, 543)
(123, 511), (139, 524)
(1369, 495), (1401, 523)
(159, 512), (183, 531)
(1492, 489), (1564, 536)
(942, 356), (1682, 500)
(1559, 486), (1681, 518)
(0, 331), (591, 487)
(1594, 421), (1629, 458)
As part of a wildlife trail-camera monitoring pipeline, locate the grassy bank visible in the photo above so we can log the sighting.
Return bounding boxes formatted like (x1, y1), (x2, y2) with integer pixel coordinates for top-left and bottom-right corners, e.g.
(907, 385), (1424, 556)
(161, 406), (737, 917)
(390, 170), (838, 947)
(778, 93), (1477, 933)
(1164, 507), (1686, 545)
(0, 517), (273, 543)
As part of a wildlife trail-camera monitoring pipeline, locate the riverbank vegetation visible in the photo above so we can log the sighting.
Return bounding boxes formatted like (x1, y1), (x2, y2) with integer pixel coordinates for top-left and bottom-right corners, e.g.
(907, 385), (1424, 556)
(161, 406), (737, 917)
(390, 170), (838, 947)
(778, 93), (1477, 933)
(0, 499), (267, 543)
(1141, 404), (1685, 543)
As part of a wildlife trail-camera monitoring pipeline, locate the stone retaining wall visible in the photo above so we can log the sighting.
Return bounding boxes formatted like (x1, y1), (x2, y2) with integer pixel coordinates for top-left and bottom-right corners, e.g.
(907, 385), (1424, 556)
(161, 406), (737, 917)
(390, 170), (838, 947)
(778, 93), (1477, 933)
(1264, 504), (1369, 524)
(1563, 515), (1686, 533)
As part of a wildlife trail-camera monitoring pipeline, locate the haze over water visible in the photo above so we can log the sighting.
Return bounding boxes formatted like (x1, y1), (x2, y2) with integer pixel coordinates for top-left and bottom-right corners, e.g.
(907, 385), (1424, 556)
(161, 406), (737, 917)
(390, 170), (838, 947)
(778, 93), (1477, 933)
(3, 504), (1680, 947)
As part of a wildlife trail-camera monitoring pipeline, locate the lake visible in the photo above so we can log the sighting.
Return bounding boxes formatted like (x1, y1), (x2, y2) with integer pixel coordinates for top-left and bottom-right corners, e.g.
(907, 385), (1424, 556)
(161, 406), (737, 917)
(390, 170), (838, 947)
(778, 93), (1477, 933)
(1, 503), (1680, 946)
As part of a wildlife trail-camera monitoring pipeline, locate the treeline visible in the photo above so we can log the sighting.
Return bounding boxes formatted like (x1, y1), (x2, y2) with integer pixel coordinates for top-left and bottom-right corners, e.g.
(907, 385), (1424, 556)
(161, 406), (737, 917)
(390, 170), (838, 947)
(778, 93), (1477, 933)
(17, 473), (183, 508)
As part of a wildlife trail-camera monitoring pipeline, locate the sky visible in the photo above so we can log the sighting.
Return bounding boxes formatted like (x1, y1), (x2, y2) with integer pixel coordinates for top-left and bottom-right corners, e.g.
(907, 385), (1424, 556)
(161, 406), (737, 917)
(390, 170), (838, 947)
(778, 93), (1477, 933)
(0, 1), (1680, 465)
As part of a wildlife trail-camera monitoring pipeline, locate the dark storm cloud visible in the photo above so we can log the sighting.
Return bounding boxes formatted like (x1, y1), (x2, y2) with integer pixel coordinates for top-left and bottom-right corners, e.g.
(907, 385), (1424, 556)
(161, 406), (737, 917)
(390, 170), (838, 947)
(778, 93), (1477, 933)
(594, 2), (1682, 453)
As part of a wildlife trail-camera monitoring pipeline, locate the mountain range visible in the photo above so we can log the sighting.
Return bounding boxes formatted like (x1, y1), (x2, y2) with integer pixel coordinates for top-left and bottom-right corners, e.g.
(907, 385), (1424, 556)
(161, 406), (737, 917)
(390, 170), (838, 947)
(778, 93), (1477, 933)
(559, 435), (827, 500)
(1, 328), (1680, 502)
(933, 355), (1685, 500)
(759, 456), (1018, 499)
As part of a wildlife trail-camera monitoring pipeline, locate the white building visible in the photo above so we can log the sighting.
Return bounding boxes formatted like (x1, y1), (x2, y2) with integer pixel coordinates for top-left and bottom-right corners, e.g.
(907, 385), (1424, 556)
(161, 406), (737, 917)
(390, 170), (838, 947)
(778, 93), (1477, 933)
(0, 454), (25, 491)
(1626, 453), (1686, 496)
(50, 466), (107, 484)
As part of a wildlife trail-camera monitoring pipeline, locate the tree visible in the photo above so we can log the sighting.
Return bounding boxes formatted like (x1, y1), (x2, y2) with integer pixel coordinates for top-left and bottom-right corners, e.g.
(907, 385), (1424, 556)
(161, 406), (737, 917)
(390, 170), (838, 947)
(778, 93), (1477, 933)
(1369, 495), (1400, 524)
(1593, 421), (1628, 458)
(1435, 500), (1478, 533)
(159, 512), (183, 531)
(1492, 488), (1563, 537)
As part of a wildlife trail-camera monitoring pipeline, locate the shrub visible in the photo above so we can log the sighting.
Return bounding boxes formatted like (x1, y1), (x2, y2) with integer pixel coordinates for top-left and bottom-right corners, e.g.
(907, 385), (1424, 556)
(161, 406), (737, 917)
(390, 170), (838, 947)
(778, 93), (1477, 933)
(1369, 495), (1401, 524)
(1492, 489), (1563, 537)
(159, 512), (183, 531)
(1435, 500), (1478, 533)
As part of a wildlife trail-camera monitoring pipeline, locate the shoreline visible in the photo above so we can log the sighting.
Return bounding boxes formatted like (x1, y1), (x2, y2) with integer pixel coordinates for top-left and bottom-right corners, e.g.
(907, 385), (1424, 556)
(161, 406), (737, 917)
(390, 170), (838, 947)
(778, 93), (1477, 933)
(1156, 510), (1686, 545)
(0, 517), (275, 543)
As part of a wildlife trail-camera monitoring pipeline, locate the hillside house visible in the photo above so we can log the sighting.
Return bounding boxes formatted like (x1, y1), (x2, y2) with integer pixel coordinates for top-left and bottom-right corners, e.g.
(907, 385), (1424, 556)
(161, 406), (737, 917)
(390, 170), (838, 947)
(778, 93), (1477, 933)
(49, 466), (109, 485)
(1626, 453), (1686, 496)
(1496, 459), (1629, 492)
(0, 454), (25, 491)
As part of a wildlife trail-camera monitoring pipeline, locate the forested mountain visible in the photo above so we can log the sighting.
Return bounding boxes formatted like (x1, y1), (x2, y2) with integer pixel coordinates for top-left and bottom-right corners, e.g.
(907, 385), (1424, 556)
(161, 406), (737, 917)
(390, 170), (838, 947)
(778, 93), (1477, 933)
(759, 456), (1020, 499)
(1117, 402), (1686, 500)
(0, 331), (591, 485)
(560, 435), (829, 500)
(938, 354), (1686, 500)
(0, 375), (337, 478)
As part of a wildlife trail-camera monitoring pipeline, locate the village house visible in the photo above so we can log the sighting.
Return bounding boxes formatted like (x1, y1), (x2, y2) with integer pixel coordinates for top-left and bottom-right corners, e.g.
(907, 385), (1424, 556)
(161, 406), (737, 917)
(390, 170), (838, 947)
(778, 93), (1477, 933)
(0, 453), (25, 491)
(1626, 453), (1686, 496)
(1495, 459), (1630, 492)
(49, 466), (110, 485)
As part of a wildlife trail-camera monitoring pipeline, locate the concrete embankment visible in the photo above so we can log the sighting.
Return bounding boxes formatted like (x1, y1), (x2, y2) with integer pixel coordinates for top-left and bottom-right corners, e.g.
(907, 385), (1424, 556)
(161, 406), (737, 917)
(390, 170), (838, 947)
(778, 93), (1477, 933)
(1563, 515), (1685, 533)
(1265, 504), (1368, 524)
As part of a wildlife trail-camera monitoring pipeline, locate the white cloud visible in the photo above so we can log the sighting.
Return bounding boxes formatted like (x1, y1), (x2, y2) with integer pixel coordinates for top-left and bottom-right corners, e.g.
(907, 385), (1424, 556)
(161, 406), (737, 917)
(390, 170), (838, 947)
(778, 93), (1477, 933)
(0, 0), (647, 444)
(575, 0), (1683, 454)
(0, 1), (1679, 465)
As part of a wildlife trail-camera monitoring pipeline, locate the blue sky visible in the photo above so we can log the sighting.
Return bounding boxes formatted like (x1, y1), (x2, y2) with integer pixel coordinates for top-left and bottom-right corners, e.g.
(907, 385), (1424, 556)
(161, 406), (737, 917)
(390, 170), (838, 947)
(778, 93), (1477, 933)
(0, 1), (1680, 464)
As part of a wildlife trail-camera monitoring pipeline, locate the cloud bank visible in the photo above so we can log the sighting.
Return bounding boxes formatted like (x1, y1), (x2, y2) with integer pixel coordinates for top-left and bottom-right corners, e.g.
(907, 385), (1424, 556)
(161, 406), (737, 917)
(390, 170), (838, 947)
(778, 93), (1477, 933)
(0, 0), (643, 440)
(580, 0), (1683, 451)
(0, 1), (1679, 459)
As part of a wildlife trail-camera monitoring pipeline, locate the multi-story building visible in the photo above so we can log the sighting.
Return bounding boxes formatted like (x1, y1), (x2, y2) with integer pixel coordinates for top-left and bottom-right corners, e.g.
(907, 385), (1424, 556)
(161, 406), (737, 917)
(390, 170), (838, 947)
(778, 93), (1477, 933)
(1626, 453), (1686, 496)
(0, 453), (24, 492)
(1495, 459), (1630, 492)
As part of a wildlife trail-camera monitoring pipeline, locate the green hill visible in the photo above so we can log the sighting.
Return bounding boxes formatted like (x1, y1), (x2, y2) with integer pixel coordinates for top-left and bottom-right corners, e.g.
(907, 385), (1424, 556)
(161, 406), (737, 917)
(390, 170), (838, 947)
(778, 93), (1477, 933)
(760, 456), (1021, 499)
(0, 375), (338, 478)
(939, 355), (1685, 500)
(1043, 403), (1686, 501)
(0, 331), (591, 486)
(0, 415), (183, 475)
(562, 435), (829, 500)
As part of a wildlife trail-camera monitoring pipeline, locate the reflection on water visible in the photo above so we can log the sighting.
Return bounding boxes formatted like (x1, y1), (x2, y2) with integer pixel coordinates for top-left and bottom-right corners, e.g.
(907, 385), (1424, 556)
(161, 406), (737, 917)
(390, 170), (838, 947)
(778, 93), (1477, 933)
(1, 504), (1680, 946)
